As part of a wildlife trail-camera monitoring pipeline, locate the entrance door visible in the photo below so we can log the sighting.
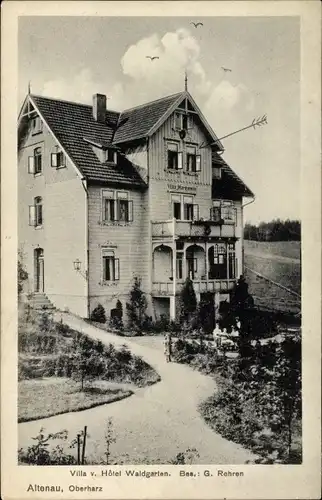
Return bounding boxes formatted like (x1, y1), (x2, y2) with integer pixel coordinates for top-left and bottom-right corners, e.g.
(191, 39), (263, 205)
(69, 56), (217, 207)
(35, 249), (44, 292)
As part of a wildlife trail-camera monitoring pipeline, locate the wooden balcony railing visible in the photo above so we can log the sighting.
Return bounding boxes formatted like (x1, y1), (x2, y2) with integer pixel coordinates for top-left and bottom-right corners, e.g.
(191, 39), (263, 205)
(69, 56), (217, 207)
(151, 279), (236, 296)
(151, 219), (236, 239)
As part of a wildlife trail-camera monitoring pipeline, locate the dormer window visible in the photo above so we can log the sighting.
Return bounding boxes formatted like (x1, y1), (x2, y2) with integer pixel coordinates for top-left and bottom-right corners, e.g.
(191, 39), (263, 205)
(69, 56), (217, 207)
(213, 167), (222, 179)
(106, 149), (117, 163)
(31, 116), (43, 135)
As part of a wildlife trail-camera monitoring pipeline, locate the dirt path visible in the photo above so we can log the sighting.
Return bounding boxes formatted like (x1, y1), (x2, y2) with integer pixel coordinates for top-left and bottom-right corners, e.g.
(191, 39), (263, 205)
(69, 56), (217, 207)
(19, 313), (256, 464)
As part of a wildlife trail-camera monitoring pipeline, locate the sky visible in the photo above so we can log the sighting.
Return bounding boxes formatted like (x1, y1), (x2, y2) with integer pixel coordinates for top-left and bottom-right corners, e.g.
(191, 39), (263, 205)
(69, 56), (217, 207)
(18, 16), (300, 224)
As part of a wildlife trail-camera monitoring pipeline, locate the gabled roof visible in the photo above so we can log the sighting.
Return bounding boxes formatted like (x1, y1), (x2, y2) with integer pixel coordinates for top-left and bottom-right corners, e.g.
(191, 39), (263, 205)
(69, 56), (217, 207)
(113, 92), (184, 144)
(24, 95), (147, 188)
(212, 152), (254, 198)
(113, 91), (224, 150)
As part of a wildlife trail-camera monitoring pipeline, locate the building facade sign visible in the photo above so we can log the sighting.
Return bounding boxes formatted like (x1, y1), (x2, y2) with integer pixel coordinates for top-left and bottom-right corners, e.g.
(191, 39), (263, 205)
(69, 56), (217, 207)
(167, 183), (197, 194)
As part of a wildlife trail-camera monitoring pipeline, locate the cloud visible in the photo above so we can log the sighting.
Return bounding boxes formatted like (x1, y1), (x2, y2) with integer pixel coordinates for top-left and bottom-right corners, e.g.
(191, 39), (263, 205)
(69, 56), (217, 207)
(41, 68), (105, 104)
(40, 28), (254, 129)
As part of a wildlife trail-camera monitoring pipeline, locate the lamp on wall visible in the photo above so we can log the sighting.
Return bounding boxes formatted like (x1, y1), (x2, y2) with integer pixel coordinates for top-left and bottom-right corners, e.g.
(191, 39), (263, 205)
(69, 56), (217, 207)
(73, 259), (88, 279)
(73, 259), (82, 272)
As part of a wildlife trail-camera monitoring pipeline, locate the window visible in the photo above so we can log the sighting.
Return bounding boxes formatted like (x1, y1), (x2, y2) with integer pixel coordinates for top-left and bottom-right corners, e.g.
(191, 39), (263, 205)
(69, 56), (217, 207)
(221, 201), (235, 222)
(167, 142), (183, 170)
(31, 116), (43, 135)
(211, 200), (235, 224)
(171, 194), (199, 221)
(228, 243), (236, 279)
(29, 196), (43, 227)
(102, 190), (133, 223)
(174, 112), (193, 130)
(213, 166), (222, 179)
(105, 149), (117, 163)
(176, 251), (184, 279)
(28, 147), (42, 175)
(186, 146), (201, 173)
(209, 243), (227, 279)
(51, 150), (66, 168)
(186, 249), (198, 280)
(102, 249), (119, 281)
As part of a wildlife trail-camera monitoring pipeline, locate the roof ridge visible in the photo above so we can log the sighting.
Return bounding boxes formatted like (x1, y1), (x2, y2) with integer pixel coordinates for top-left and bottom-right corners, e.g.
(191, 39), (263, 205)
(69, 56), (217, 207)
(30, 94), (121, 115)
(120, 91), (184, 114)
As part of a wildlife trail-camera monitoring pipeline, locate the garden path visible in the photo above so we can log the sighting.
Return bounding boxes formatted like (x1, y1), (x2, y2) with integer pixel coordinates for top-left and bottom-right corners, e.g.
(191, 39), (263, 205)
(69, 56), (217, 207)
(19, 313), (256, 464)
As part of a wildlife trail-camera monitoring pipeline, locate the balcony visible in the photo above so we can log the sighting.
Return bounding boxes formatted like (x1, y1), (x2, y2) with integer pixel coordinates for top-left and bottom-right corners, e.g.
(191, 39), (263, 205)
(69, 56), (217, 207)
(152, 217), (236, 240)
(151, 279), (236, 297)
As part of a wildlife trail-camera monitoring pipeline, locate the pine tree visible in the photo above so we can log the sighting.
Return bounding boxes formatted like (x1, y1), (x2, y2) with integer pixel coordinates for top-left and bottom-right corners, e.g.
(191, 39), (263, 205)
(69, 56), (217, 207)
(179, 278), (197, 324)
(126, 277), (147, 331)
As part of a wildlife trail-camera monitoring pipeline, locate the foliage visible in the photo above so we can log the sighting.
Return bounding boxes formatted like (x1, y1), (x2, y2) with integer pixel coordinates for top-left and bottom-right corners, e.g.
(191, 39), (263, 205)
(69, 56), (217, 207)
(126, 277), (148, 331)
(199, 336), (302, 464)
(244, 219), (301, 241)
(179, 278), (197, 324)
(90, 303), (106, 323)
(18, 428), (76, 465)
(169, 448), (200, 465)
(18, 251), (28, 295)
(102, 418), (117, 465)
(110, 300), (124, 329)
(197, 292), (215, 334)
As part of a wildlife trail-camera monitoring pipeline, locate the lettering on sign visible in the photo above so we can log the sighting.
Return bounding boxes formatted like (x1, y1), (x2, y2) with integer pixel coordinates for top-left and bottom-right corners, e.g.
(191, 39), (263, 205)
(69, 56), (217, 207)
(167, 183), (197, 193)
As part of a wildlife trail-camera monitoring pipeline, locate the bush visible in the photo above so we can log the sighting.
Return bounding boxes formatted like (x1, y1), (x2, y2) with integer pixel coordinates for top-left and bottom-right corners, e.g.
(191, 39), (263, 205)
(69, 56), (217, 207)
(90, 304), (106, 323)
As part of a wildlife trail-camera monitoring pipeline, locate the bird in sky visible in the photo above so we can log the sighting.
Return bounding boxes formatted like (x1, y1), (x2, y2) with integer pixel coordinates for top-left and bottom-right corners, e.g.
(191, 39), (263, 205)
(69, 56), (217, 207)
(221, 67), (232, 73)
(146, 56), (159, 61)
(191, 22), (203, 28)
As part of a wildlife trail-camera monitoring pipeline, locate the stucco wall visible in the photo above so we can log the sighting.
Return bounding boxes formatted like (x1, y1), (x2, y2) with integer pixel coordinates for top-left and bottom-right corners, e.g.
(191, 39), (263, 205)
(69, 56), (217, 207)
(18, 112), (87, 316)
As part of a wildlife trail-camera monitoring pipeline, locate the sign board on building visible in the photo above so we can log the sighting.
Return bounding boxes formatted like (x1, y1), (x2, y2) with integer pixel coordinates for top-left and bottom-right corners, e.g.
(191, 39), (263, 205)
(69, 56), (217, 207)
(167, 183), (197, 193)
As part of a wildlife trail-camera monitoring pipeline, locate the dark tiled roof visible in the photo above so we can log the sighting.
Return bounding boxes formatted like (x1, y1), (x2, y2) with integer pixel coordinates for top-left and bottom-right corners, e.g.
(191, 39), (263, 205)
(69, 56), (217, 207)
(30, 95), (146, 188)
(113, 92), (184, 144)
(212, 152), (254, 198)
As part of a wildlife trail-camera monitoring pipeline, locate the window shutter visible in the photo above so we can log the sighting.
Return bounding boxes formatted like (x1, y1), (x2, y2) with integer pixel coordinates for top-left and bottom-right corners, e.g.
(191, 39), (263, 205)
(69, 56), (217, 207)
(29, 205), (36, 226)
(127, 200), (133, 222)
(196, 155), (201, 172)
(193, 204), (199, 221)
(178, 152), (183, 169)
(113, 151), (117, 164)
(51, 153), (57, 167)
(114, 258), (120, 280)
(28, 156), (35, 174)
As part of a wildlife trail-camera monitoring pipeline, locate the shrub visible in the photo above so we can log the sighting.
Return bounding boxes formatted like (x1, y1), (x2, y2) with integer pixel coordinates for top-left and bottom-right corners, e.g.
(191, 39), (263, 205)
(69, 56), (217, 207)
(126, 277), (147, 331)
(90, 304), (106, 323)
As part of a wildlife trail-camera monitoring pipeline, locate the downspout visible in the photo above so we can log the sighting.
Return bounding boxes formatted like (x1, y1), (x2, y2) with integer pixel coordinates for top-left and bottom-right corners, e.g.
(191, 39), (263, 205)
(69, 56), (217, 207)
(241, 195), (255, 274)
(81, 177), (90, 318)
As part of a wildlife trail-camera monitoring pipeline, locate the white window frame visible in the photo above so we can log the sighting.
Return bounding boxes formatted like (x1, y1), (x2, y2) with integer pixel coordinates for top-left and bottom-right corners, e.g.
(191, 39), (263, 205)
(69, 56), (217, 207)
(167, 142), (183, 170)
(29, 196), (43, 227)
(105, 149), (117, 164)
(51, 150), (66, 169)
(28, 147), (42, 175)
(102, 248), (120, 282)
(186, 146), (201, 173)
(31, 116), (43, 135)
(212, 199), (236, 224)
(101, 189), (133, 223)
(171, 193), (199, 221)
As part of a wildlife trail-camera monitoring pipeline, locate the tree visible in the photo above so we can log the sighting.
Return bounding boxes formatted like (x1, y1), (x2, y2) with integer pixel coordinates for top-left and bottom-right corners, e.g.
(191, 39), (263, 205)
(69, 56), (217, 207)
(90, 303), (106, 323)
(126, 277), (147, 331)
(18, 251), (28, 296)
(230, 275), (255, 358)
(179, 278), (197, 324)
(71, 337), (103, 390)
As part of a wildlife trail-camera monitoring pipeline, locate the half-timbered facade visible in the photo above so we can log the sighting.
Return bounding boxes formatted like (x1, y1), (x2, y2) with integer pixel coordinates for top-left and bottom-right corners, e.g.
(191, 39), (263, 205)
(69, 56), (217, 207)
(18, 90), (254, 320)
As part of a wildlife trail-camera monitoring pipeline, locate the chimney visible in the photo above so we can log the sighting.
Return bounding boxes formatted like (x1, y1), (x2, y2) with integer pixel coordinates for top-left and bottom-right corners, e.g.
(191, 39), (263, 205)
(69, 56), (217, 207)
(92, 93), (106, 123)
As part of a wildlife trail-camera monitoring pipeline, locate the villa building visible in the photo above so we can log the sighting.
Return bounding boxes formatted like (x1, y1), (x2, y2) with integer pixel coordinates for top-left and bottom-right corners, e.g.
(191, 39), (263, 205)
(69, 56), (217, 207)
(18, 90), (254, 320)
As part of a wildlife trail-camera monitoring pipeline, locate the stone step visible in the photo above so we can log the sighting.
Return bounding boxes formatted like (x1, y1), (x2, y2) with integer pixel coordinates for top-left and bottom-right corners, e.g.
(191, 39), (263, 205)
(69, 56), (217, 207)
(28, 294), (55, 310)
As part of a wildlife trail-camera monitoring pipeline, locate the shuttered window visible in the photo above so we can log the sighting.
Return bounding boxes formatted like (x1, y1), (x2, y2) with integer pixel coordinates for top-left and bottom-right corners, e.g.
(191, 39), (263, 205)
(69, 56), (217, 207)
(102, 249), (120, 281)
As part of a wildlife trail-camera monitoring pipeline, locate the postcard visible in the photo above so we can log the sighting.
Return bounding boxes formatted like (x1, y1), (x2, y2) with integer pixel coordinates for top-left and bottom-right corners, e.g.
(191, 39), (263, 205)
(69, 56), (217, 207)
(1, 1), (321, 499)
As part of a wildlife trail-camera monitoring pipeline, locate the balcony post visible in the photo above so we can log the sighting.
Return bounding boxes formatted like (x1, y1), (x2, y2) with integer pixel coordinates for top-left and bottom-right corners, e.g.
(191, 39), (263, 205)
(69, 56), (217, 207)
(172, 218), (177, 320)
(205, 240), (209, 287)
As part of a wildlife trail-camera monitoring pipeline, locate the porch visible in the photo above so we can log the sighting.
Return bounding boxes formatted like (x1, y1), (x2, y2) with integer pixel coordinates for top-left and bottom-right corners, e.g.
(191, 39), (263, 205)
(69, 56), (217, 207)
(152, 240), (238, 299)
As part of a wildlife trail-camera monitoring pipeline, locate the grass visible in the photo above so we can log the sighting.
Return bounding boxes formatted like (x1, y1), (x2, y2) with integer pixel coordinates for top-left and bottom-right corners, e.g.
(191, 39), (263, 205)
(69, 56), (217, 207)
(245, 253), (301, 295)
(18, 377), (133, 423)
(244, 240), (301, 260)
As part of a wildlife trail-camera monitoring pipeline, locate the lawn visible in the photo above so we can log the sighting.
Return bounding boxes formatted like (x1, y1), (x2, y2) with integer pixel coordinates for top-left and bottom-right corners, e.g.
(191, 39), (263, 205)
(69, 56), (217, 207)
(244, 240), (301, 261)
(18, 377), (133, 423)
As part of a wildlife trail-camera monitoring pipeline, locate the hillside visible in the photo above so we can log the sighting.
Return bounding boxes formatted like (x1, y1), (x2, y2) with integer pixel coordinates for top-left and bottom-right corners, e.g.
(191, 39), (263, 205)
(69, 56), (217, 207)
(244, 240), (301, 314)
